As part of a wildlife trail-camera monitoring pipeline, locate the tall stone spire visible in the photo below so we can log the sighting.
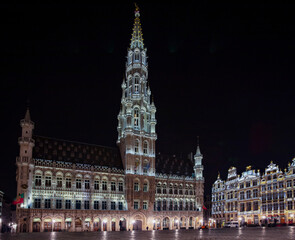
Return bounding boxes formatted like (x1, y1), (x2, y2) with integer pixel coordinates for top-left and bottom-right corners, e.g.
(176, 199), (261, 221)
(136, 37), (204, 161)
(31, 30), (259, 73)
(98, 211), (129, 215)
(117, 4), (156, 178)
(194, 137), (203, 180)
(195, 136), (202, 156)
(130, 3), (144, 50)
(24, 108), (31, 122)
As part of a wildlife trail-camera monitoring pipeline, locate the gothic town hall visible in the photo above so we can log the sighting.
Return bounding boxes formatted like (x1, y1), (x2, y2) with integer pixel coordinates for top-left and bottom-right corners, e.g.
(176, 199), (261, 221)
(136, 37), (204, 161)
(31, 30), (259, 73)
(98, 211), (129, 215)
(15, 6), (204, 232)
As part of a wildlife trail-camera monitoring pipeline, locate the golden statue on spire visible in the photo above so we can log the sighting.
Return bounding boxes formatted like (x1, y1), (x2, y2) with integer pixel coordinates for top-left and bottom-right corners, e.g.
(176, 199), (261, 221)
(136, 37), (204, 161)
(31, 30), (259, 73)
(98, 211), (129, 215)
(135, 3), (139, 12)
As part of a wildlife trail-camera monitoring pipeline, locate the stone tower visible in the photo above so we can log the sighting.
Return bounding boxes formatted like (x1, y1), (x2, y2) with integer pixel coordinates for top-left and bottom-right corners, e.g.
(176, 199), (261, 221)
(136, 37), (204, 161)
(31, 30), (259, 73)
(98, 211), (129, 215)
(117, 4), (157, 215)
(16, 108), (35, 208)
(194, 140), (204, 211)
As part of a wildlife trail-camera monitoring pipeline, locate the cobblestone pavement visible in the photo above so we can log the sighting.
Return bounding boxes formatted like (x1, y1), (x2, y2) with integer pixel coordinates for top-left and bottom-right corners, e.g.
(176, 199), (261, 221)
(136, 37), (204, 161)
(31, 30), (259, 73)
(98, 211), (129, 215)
(1, 227), (295, 240)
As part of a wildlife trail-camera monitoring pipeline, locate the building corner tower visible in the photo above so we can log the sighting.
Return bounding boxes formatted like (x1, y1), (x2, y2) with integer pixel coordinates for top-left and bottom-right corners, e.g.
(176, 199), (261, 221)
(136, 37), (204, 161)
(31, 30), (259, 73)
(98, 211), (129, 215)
(16, 108), (35, 210)
(194, 139), (204, 212)
(116, 4), (157, 217)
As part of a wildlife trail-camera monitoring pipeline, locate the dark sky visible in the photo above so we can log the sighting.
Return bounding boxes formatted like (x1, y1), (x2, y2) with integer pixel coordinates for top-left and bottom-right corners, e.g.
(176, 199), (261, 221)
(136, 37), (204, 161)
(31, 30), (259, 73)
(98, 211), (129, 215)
(1, 2), (295, 200)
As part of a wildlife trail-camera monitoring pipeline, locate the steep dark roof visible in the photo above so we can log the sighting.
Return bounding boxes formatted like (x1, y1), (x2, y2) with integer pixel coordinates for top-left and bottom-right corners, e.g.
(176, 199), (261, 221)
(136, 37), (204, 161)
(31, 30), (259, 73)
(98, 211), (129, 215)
(33, 136), (194, 177)
(156, 153), (194, 177)
(33, 136), (123, 169)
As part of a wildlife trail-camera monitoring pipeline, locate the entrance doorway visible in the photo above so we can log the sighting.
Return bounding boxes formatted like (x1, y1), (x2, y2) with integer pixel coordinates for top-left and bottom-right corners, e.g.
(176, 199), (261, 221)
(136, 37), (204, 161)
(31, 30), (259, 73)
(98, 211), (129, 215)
(119, 218), (126, 231)
(133, 220), (142, 230)
(33, 222), (40, 232)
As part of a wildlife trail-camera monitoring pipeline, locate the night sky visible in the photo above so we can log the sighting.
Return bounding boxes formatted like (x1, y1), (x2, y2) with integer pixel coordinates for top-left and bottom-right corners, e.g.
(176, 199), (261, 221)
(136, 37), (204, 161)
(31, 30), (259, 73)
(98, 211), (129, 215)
(1, 2), (295, 200)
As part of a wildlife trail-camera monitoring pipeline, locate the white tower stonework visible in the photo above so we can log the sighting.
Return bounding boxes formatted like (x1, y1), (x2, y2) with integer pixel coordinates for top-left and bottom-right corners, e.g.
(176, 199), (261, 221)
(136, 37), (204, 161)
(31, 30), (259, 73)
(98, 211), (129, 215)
(117, 5), (156, 176)
(194, 141), (204, 211)
(117, 4), (157, 217)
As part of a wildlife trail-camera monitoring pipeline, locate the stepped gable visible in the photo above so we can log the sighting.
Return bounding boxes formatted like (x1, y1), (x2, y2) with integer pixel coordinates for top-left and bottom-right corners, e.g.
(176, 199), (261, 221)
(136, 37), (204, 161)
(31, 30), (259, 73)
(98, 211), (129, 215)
(156, 153), (194, 177)
(33, 135), (123, 169)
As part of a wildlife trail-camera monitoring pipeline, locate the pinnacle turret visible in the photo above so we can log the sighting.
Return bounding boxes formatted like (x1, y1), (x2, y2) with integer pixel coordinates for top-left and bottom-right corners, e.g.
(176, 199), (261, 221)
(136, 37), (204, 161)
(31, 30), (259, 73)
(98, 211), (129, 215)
(24, 108), (31, 122)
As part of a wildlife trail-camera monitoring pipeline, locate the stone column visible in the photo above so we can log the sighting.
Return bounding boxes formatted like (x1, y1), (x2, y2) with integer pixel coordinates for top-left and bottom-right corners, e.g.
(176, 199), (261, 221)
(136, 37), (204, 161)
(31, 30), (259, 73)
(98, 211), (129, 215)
(72, 218), (75, 232)
(82, 219), (85, 232)
(108, 219), (111, 231)
(90, 219), (94, 232)
(40, 220), (44, 232)
(29, 218), (33, 232)
(61, 220), (65, 231)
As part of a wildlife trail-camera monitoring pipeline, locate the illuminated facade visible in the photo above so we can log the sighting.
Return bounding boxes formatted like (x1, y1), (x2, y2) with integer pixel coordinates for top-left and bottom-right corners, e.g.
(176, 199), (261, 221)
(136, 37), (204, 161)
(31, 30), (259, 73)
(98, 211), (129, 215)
(212, 160), (295, 227)
(15, 6), (204, 233)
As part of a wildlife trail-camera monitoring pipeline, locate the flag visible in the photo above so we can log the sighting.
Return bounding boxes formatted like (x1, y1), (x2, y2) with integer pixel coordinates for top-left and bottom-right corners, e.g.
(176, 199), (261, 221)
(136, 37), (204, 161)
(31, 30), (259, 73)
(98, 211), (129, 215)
(202, 205), (208, 210)
(13, 193), (24, 205)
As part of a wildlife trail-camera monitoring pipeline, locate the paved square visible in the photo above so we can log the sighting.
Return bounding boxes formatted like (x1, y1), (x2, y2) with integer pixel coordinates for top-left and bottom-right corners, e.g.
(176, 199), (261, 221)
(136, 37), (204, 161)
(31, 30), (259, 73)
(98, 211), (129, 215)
(1, 227), (295, 240)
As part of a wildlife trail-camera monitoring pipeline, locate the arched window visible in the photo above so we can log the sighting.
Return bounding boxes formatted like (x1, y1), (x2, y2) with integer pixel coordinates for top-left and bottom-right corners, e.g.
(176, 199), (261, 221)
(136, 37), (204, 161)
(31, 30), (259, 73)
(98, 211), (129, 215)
(66, 174), (72, 189)
(143, 181), (148, 192)
(56, 173), (63, 188)
(134, 76), (140, 93)
(169, 184), (173, 194)
(143, 159), (149, 174)
(45, 172), (52, 187)
(134, 109), (139, 127)
(157, 183), (162, 194)
(35, 174), (42, 187)
(134, 139), (139, 153)
(134, 180), (140, 192)
(134, 159), (140, 173)
(163, 183), (167, 194)
(143, 141), (148, 154)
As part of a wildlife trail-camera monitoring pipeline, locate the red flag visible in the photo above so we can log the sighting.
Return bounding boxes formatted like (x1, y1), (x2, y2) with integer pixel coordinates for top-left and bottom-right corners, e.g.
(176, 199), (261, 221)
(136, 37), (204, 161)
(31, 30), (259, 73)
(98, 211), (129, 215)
(12, 193), (24, 205)
(202, 205), (208, 210)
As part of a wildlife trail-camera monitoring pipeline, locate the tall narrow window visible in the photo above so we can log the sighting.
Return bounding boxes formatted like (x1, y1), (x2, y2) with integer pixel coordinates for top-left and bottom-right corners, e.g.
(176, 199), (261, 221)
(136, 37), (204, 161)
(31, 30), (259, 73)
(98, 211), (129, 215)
(111, 182), (116, 191)
(76, 179), (81, 189)
(102, 201), (107, 210)
(34, 199), (41, 209)
(76, 200), (81, 210)
(118, 202), (123, 210)
(85, 179), (90, 189)
(143, 141), (148, 154)
(134, 140), (139, 153)
(45, 176), (51, 187)
(35, 175), (42, 186)
(65, 200), (71, 209)
(134, 109), (139, 127)
(57, 177), (62, 188)
(66, 178), (71, 188)
(56, 199), (62, 209)
(134, 182), (139, 192)
(84, 200), (90, 210)
(119, 182), (124, 192)
(143, 160), (149, 174)
(94, 180), (99, 190)
(134, 52), (140, 61)
(45, 199), (51, 209)
(134, 76), (140, 93)
(94, 201), (99, 210)
(143, 183), (148, 192)
(102, 181), (107, 191)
